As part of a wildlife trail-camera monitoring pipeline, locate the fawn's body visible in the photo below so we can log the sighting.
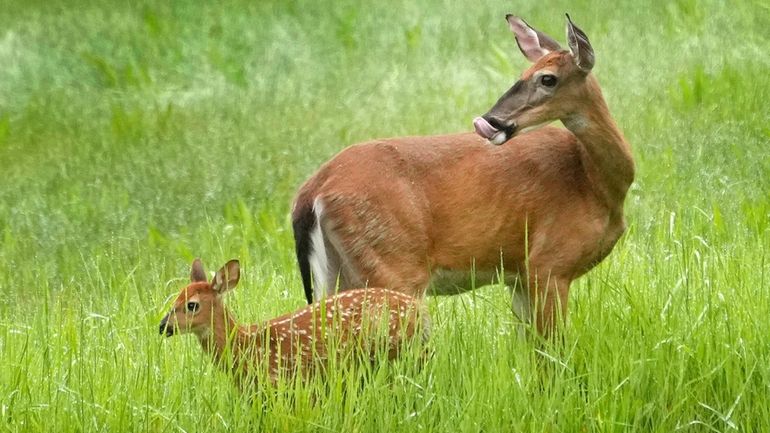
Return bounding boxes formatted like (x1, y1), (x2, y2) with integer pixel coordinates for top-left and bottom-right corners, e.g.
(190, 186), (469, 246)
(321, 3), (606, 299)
(159, 260), (429, 386)
(292, 15), (634, 336)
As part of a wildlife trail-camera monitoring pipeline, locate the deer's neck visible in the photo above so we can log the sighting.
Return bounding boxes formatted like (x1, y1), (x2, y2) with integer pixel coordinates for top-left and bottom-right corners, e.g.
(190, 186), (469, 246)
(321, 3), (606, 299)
(562, 76), (635, 210)
(196, 309), (261, 374)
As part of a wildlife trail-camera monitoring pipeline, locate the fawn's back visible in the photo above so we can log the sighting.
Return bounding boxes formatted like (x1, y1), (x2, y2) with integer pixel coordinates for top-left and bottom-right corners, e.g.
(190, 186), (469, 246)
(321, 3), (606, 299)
(262, 288), (430, 378)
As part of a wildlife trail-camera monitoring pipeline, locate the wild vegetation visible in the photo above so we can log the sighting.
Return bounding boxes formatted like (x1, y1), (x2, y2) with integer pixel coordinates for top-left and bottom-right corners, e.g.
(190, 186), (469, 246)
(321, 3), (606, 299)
(0, 0), (768, 431)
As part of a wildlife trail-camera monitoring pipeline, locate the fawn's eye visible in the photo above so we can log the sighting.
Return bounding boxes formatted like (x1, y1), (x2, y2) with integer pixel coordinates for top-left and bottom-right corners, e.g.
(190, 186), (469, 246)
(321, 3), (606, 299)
(539, 74), (558, 87)
(186, 302), (200, 313)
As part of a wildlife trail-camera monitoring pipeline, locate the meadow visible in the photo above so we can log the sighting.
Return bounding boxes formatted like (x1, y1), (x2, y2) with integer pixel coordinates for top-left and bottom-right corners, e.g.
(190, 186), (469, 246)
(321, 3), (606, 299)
(0, 0), (768, 431)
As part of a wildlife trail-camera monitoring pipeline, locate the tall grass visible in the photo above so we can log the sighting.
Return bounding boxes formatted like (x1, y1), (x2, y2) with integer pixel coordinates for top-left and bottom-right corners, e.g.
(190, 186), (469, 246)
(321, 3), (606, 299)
(0, 0), (768, 431)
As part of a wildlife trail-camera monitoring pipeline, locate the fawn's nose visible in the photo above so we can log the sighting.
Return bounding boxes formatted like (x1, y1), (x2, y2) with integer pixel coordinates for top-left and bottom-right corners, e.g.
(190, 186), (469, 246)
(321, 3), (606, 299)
(158, 314), (174, 337)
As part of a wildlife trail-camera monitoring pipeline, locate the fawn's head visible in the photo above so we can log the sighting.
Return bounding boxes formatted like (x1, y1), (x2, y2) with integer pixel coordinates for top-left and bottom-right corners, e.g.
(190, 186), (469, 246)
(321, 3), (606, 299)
(474, 14), (596, 145)
(159, 259), (240, 338)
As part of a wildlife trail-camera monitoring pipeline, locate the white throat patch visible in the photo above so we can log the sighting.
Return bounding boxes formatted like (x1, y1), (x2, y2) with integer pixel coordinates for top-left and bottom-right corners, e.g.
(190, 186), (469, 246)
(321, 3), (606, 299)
(562, 114), (588, 132)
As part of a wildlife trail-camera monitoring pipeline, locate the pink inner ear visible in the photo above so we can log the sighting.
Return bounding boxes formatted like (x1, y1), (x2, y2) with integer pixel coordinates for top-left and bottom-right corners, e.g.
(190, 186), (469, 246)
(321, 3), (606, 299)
(507, 16), (550, 62)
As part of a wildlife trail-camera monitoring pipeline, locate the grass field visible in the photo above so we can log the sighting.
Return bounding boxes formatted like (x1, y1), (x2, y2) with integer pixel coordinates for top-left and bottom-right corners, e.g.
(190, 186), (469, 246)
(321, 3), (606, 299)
(1, 0), (769, 431)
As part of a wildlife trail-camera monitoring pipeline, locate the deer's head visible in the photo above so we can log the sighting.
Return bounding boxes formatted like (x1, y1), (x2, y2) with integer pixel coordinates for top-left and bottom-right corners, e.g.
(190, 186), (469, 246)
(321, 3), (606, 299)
(159, 259), (240, 338)
(473, 14), (595, 145)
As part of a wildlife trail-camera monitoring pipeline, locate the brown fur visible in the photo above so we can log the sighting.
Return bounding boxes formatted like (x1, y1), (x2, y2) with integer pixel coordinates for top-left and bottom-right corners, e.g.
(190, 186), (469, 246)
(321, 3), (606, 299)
(159, 259), (429, 387)
(292, 16), (634, 337)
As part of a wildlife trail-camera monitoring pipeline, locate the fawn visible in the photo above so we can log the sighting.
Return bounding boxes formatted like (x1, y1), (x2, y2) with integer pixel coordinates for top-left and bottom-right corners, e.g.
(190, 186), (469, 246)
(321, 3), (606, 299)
(158, 259), (430, 386)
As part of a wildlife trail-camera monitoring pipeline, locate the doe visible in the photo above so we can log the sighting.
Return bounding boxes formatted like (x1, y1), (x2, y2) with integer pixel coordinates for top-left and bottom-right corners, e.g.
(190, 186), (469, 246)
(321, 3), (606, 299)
(158, 259), (429, 386)
(292, 14), (634, 336)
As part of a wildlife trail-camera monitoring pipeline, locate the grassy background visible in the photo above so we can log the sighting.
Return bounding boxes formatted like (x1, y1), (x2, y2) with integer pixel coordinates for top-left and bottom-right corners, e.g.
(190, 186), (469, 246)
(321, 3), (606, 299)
(1, 0), (768, 431)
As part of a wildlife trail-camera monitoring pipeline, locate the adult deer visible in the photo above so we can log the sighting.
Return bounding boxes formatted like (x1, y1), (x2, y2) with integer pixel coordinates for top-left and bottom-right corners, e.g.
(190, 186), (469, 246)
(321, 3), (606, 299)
(292, 14), (634, 336)
(159, 259), (429, 386)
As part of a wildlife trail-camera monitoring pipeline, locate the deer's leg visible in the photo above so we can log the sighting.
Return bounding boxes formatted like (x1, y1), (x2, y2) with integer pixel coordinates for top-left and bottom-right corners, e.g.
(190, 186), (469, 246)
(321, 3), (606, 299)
(525, 269), (571, 338)
(351, 256), (431, 298)
(328, 234), (430, 297)
(320, 191), (430, 297)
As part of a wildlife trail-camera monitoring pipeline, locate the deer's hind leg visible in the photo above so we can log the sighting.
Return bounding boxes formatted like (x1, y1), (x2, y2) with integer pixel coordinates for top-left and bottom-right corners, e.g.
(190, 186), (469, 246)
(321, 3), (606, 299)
(339, 250), (431, 298)
(321, 194), (432, 298)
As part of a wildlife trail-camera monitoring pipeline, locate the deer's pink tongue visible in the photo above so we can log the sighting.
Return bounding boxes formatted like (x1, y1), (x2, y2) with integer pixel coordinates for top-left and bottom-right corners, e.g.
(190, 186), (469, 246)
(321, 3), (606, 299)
(473, 117), (499, 139)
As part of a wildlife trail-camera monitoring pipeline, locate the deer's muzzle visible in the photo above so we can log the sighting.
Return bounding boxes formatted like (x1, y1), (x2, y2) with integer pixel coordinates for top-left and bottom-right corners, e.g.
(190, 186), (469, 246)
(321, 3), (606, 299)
(473, 116), (517, 145)
(159, 314), (174, 337)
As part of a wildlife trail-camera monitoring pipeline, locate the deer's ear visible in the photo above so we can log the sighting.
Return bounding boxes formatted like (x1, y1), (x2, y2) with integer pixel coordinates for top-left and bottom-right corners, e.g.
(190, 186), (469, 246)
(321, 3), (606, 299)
(211, 260), (240, 294)
(566, 14), (594, 72)
(190, 258), (207, 282)
(506, 15), (561, 63)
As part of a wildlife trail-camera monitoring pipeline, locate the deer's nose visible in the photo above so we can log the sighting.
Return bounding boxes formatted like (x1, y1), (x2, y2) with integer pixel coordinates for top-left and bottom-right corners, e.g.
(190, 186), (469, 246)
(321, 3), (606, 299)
(159, 314), (174, 337)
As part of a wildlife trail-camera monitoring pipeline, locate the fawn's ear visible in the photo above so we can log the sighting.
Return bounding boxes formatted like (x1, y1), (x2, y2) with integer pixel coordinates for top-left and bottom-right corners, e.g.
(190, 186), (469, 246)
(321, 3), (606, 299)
(211, 260), (240, 294)
(566, 14), (594, 72)
(506, 15), (562, 63)
(190, 258), (208, 282)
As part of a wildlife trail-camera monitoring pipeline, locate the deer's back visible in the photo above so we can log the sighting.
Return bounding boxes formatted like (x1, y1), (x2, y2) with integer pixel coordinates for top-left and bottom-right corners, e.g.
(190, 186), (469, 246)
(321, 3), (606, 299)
(294, 127), (596, 271)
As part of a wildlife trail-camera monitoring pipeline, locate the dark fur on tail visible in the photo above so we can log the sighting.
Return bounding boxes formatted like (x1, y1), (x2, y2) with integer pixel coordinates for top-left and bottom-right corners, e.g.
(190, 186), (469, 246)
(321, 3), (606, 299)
(292, 202), (316, 304)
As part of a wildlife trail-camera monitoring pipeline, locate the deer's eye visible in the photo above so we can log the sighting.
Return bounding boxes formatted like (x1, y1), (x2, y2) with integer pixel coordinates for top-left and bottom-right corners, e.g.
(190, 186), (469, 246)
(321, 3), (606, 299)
(539, 74), (558, 87)
(186, 302), (200, 313)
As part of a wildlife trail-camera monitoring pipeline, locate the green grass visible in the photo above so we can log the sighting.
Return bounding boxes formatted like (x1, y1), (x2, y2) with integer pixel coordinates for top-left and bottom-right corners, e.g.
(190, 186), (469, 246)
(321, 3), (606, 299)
(1, 0), (769, 431)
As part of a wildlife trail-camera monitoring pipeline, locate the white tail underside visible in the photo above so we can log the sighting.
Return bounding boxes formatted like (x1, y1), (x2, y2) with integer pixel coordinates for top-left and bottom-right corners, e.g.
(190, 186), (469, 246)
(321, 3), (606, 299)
(308, 198), (330, 300)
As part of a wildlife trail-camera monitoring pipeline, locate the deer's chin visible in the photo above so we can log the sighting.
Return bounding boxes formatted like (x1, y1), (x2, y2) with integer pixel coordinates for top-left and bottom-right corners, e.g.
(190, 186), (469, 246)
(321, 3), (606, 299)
(489, 131), (509, 145)
(489, 126), (520, 145)
(194, 327), (212, 339)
